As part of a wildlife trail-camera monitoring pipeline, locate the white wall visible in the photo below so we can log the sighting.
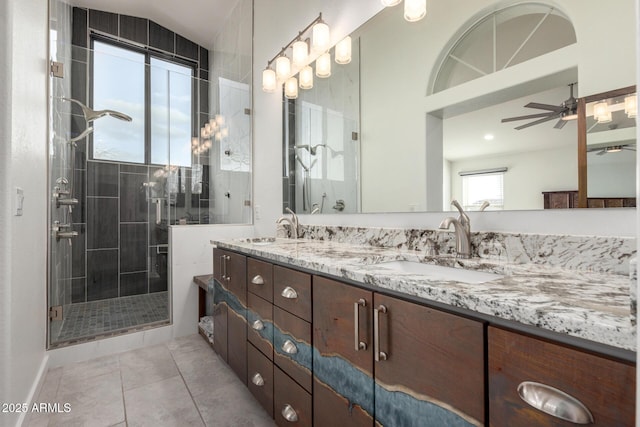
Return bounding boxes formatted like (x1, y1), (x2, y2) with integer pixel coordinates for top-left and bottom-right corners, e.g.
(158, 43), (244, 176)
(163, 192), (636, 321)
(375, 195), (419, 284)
(0, 0), (49, 426)
(450, 146), (577, 210)
(358, 0), (636, 213)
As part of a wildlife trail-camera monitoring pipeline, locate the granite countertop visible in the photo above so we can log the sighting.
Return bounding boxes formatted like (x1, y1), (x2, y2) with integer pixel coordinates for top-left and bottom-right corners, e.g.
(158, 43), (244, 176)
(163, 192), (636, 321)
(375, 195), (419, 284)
(212, 237), (635, 352)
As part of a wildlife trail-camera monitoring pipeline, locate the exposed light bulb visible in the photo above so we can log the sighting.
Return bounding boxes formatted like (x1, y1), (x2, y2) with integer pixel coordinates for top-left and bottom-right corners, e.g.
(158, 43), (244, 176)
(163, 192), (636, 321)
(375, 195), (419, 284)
(292, 40), (309, 68)
(285, 76), (299, 99)
(316, 52), (331, 78)
(262, 68), (277, 93)
(276, 55), (291, 80)
(335, 36), (352, 64)
(405, 0), (427, 22)
(312, 21), (330, 53)
(299, 65), (314, 90)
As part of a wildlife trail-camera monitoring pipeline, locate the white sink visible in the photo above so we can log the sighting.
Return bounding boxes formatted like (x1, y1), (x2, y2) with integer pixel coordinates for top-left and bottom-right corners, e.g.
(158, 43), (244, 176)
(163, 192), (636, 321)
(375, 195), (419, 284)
(371, 260), (503, 284)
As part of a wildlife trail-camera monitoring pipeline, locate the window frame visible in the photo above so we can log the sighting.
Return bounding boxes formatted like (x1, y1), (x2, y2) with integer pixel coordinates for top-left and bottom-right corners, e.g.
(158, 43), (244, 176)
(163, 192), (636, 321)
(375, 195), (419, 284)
(89, 35), (198, 167)
(461, 170), (505, 210)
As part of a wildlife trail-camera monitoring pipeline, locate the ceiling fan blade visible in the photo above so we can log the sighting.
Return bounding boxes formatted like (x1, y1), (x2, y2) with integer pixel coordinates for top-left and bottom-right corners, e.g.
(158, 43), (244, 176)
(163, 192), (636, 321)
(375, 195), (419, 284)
(501, 112), (553, 123)
(514, 114), (559, 130)
(596, 150), (606, 155)
(524, 102), (565, 112)
(553, 119), (567, 129)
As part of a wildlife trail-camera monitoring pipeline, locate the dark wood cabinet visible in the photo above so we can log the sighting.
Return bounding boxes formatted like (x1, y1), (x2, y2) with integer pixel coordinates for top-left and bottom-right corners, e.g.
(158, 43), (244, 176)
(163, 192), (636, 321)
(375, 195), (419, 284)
(274, 266), (312, 322)
(212, 248), (247, 383)
(313, 276), (374, 427)
(489, 326), (636, 427)
(313, 276), (484, 426)
(274, 366), (312, 427)
(248, 258), (274, 302)
(374, 294), (484, 426)
(248, 342), (274, 418)
(543, 190), (636, 209)
(247, 292), (274, 360)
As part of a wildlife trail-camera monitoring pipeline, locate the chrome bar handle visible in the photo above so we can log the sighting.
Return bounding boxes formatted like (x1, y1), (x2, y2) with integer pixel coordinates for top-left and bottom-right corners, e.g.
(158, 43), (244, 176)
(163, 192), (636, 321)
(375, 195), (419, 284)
(517, 381), (594, 424)
(354, 298), (367, 351)
(374, 305), (388, 362)
(224, 255), (230, 282)
(219, 255), (226, 280)
(281, 404), (299, 423)
(251, 275), (265, 285)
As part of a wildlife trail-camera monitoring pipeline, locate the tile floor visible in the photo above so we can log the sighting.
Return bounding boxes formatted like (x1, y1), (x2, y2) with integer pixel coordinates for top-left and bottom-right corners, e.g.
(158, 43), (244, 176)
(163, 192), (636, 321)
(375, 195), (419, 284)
(53, 292), (170, 344)
(26, 334), (276, 427)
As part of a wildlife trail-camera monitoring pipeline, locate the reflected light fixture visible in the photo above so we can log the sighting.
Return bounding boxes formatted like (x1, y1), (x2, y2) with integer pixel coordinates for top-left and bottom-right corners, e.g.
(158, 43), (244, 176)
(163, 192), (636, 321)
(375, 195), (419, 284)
(404, 0), (427, 22)
(335, 36), (352, 64)
(593, 101), (612, 123)
(483, 134), (494, 141)
(625, 94), (637, 118)
(285, 77), (299, 99)
(316, 52), (332, 78)
(292, 40), (309, 68)
(299, 65), (314, 89)
(381, 0), (402, 6)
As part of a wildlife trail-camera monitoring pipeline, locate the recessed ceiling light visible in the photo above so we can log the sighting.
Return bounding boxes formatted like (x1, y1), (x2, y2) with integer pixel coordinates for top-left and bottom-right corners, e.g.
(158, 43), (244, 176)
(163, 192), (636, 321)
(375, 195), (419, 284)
(484, 134), (494, 141)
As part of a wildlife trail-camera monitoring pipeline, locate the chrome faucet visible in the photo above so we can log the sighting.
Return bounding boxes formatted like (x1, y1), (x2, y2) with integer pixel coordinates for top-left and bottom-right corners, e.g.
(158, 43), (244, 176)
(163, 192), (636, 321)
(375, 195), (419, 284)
(439, 200), (471, 258)
(276, 207), (299, 239)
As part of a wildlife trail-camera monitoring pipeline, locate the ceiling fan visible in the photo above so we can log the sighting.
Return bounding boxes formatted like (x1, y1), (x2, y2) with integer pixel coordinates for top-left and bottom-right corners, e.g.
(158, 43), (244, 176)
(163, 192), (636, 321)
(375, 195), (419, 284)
(501, 83), (578, 130)
(588, 144), (636, 156)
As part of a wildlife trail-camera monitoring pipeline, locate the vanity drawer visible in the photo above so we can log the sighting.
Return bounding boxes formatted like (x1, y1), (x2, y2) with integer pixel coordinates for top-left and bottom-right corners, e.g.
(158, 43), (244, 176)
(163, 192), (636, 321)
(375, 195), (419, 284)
(248, 258), (273, 302)
(274, 306), (312, 393)
(274, 266), (311, 321)
(248, 342), (274, 418)
(489, 326), (635, 427)
(247, 292), (273, 360)
(274, 366), (312, 427)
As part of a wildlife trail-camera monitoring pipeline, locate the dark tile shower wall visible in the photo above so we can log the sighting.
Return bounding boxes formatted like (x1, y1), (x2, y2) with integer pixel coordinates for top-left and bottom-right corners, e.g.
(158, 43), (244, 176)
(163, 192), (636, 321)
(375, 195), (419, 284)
(69, 7), (211, 303)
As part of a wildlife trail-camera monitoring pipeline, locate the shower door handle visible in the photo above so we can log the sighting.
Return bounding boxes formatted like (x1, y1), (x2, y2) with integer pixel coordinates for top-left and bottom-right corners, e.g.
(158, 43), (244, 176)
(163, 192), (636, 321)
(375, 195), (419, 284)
(155, 199), (162, 225)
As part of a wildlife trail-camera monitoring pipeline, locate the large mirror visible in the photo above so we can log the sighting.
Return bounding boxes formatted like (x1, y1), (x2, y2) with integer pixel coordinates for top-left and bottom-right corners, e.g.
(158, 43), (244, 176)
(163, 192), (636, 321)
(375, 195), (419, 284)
(282, 0), (637, 214)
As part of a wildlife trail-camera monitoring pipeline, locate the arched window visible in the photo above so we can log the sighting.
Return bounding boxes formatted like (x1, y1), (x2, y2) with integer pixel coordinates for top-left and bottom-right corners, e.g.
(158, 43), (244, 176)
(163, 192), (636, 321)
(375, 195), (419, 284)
(431, 3), (576, 94)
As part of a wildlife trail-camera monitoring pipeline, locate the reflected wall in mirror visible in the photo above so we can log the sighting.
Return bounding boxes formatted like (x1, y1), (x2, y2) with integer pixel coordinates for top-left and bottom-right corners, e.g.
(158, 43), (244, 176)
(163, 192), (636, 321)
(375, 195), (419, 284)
(282, 0), (637, 214)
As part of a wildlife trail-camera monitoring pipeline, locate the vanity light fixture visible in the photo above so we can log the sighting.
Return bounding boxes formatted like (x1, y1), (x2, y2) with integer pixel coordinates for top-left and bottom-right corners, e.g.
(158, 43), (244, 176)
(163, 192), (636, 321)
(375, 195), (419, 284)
(382, 0), (427, 22)
(262, 13), (343, 94)
(593, 101), (612, 124)
(335, 36), (352, 64)
(292, 40), (309, 67)
(625, 94), (637, 118)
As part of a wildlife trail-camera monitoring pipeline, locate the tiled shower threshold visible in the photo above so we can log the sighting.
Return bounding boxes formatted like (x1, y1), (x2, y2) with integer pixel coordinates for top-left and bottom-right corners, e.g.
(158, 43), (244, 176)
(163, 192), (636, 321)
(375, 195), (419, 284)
(49, 291), (170, 349)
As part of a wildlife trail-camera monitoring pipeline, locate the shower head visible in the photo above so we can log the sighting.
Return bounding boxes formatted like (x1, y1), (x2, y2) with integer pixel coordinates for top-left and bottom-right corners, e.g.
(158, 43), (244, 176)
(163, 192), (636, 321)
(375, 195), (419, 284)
(61, 97), (133, 122)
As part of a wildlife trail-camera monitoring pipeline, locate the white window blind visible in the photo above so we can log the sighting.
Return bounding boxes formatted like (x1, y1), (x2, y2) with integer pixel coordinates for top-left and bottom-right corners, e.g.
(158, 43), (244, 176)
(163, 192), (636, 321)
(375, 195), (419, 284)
(461, 172), (504, 210)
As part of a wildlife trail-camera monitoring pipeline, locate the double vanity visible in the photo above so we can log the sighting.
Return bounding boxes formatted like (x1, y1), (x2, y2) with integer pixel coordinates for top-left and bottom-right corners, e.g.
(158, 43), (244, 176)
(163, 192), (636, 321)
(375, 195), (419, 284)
(201, 226), (636, 426)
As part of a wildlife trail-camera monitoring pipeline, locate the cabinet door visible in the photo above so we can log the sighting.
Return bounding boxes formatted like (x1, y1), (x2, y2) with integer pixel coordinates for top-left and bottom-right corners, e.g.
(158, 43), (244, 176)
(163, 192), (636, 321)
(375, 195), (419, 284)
(489, 327), (636, 427)
(248, 342), (274, 418)
(213, 301), (228, 362)
(313, 276), (374, 427)
(373, 294), (485, 427)
(247, 292), (274, 360)
(226, 251), (247, 306)
(228, 305), (247, 384)
(273, 306), (312, 393)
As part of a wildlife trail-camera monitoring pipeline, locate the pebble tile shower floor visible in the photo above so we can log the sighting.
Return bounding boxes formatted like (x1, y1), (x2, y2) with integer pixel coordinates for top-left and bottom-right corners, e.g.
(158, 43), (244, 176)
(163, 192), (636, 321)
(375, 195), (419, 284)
(55, 292), (170, 343)
(27, 334), (275, 427)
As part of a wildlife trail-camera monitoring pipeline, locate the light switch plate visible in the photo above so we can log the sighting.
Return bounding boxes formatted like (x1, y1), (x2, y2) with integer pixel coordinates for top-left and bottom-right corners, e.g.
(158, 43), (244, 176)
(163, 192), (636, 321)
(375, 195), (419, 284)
(15, 187), (24, 216)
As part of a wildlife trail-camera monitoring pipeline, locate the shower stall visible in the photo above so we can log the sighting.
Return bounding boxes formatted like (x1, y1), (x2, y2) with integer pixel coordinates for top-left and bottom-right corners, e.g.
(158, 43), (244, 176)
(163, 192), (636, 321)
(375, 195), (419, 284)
(48, 0), (253, 347)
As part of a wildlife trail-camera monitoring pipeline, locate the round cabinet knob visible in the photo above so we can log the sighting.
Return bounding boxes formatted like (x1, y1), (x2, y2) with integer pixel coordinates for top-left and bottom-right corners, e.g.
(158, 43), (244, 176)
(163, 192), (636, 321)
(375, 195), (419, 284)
(281, 404), (299, 423)
(282, 339), (298, 354)
(281, 286), (298, 299)
(251, 373), (265, 387)
(251, 319), (264, 331)
(251, 275), (265, 285)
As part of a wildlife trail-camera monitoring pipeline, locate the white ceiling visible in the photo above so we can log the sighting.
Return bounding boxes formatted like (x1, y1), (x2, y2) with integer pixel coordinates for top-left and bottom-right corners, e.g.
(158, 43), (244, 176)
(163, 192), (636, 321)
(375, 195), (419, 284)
(444, 85), (578, 161)
(69, 0), (239, 50)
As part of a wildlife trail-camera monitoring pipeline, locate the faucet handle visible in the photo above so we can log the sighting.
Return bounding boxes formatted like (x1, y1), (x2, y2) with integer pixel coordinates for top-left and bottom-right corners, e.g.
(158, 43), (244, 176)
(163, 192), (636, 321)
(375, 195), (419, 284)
(450, 200), (469, 225)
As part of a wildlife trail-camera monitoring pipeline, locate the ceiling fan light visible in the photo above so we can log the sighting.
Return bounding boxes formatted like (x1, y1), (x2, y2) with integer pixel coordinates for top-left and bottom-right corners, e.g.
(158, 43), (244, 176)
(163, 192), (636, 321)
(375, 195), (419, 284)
(561, 111), (578, 121)
(606, 146), (623, 153)
(625, 94), (637, 118)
